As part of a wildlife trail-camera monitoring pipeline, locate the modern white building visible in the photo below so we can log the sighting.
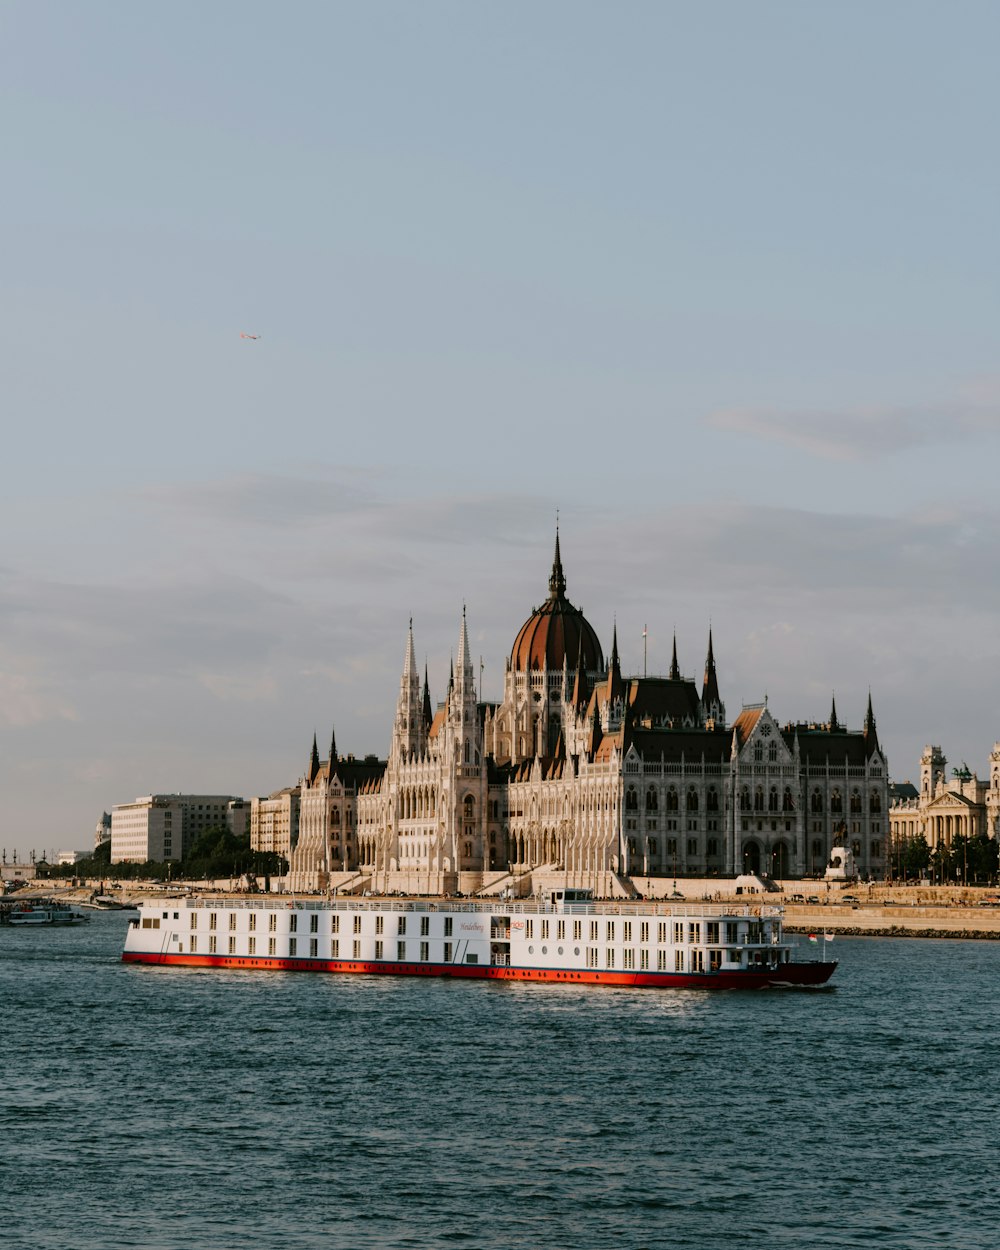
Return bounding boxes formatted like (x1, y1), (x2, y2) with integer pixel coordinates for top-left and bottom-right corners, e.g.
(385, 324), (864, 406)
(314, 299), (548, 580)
(111, 794), (248, 863)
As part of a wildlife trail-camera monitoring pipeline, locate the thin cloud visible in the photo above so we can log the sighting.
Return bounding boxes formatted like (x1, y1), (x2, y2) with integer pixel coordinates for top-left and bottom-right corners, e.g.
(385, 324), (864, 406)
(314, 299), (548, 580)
(705, 398), (1000, 461)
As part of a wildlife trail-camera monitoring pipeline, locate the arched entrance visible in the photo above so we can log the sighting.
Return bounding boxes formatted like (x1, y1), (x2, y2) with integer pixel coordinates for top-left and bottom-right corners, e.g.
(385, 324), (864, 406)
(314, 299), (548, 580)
(742, 841), (761, 874)
(772, 841), (790, 878)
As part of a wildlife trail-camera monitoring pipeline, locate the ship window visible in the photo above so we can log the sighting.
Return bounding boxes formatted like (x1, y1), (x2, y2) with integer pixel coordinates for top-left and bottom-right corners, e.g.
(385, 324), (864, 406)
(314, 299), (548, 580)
(229, 913), (237, 931)
(289, 914), (298, 933)
(289, 938), (297, 956)
(228, 937), (236, 955)
(420, 917), (430, 936)
(674, 951), (684, 971)
(444, 942), (453, 962)
(466, 953), (479, 964)
(209, 936), (217, 954)
(269, 938), (276, 956)
(248, 937), (255, 956)
(310, 914), (319, 933)
(209, 912), (217, 931)
(353, 940), (361, 958)
(248, 913), (256, 932)
(190, 913), (198, 930)
(190, 936), (198, 953)
(269, 914), (277, 932)
(310, 939), (318, 957)
(397, 941), (406, 960)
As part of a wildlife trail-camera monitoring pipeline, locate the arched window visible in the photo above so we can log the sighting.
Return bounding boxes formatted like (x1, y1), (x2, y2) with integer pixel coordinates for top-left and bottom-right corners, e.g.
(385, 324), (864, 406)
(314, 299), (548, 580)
(850, 790), (862, 814)
(870, 792), (881, 813)
(665, 788), (679, 812)
(753, 742), (763, 762)
(768, 788), (779, 812)
(707, 788), (719, 812)
(768, 742), (778, 762)
(753, 788), (764, 812)
(648, 839), (658, 856)
(811, 791), (823, 813)
(739, 788), (751, 812)
(686, 789), (698, 812)
(463, 795), (475, 823)
(646, 788), (658, 812)
(626, 788), (638, 812)
(782, 788), (794, 812)
(831, 789), (843, 814)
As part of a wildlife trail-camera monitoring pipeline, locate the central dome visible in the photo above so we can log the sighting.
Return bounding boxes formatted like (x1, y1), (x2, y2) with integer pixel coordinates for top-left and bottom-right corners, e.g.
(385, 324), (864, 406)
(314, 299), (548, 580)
(511, 535), (604, 674)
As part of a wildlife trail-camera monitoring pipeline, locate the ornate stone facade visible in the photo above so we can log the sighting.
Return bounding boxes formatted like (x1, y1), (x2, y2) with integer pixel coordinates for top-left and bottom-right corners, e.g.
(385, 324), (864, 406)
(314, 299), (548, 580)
(889, 744), (1000, 854)
(292, 536), (889, 893)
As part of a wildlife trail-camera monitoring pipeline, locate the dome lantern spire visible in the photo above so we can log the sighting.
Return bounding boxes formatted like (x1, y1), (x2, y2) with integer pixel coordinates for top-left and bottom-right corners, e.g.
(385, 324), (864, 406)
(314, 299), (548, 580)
(548, 525), (567, 600)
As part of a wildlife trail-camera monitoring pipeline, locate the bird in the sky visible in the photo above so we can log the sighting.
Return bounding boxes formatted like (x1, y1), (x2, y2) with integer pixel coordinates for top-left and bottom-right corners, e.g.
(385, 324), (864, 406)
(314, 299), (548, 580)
(240, 332), (260, 340)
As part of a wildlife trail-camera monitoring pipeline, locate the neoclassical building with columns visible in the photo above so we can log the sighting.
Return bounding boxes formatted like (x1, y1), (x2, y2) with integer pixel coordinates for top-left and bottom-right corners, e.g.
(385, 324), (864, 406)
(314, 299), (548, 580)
(889, 744), (1000, 855)
(287, 535), (889, 894)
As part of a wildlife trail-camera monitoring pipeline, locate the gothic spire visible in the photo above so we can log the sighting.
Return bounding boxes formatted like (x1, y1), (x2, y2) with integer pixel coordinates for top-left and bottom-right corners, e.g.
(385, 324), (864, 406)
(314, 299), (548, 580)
(423, 663), (433, 728)
(403, 617), (417, 680)
(607, 620), (623, 706)
(548, 524), (567, 599)
(829, 694), (839, 732)
(571, 628), (590, 711)
(308, 732), (320, 783)
(702, 627), (720, 709)
(864, 691), (879, 752)
(669, 631), (680, 681)
(328, 725), (337, 769)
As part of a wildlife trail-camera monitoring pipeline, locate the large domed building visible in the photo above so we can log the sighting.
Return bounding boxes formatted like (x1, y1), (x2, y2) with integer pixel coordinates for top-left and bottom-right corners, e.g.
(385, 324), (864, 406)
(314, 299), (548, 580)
(284, 532), (889, 896)
(494, 534), (604, 763)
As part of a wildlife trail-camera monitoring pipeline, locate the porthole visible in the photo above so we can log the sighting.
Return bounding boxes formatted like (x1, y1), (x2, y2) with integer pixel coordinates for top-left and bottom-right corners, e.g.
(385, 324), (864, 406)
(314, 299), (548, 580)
(574, 947), (580, 956)
(541, 945), (548, 954)
(528, 945), (534, 955)
(557, 946), (563, 955)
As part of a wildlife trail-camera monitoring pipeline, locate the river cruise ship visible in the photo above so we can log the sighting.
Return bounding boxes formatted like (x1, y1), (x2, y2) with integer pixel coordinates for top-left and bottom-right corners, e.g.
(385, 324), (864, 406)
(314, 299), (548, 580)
(122, 890), (836, 989)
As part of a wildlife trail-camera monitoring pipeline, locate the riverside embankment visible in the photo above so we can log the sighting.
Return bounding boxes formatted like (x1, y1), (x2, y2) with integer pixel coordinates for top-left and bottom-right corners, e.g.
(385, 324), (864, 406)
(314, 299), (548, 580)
(20, 880), (1000, 939)
(782, 901), (1000, 939)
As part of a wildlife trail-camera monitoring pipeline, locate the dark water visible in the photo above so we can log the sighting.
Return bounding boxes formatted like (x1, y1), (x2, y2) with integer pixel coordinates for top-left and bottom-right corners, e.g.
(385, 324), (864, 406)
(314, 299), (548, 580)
(2, 915), (997, 1250)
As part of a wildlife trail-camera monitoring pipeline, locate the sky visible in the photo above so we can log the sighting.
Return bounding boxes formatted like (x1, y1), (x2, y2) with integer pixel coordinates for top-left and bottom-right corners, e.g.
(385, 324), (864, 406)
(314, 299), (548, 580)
(2, 1), (999, 858)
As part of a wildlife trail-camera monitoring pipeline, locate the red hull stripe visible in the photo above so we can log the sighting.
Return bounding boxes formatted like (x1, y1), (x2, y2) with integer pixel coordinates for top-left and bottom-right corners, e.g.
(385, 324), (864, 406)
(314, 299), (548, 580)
(121, 952), (836, 989)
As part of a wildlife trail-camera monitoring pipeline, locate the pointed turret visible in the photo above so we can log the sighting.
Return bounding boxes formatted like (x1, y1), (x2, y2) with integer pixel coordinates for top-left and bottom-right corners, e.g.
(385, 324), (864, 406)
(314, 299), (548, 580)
(864, 691), (879, 753)
(571, 629), (590, 712)
(308, 732), (320, 784)
(702, 628), (720, 707)
(829, 694), (840, 732)
(548, 525), (567, 599)
(422, 664), (433, 730)
(327, 725), (338, 775)
(607, 621), (624, 703)
(669, 632), (680, 681)
(392, 617), (425, 758)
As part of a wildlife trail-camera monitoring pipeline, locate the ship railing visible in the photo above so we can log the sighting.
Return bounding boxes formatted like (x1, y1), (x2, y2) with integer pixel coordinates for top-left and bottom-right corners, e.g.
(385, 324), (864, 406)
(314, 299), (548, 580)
(142, 896), (784, 922)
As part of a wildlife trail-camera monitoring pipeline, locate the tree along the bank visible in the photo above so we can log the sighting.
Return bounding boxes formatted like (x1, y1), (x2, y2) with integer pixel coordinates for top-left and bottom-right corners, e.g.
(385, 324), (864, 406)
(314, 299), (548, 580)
(42, 830), (287, 883)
